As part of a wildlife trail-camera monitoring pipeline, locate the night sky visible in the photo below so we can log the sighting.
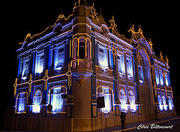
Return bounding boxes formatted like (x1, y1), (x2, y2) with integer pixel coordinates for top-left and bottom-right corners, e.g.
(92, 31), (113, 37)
(1, 0), (179, 128)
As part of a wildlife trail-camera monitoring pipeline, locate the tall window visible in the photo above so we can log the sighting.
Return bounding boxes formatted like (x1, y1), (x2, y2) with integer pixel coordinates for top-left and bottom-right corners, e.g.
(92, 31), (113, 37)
(128, 90), (136, 112)
(35, 52), (44, 74)
(73, 39), (78, 59)
(168, 96), (173, 110)
(117, 54), (125, 75)
(138, 65), (144, 83)
(87, 39), (91, 59)
(158, 95), (163, 111)
(54, 46), (64, 70)
(98, 88), (113, 113)
(79, 38), (85, 59)
(155, 69), (160, 85)
(162, 95), (167, 111)
(49, 87), (64, 113)
(32, 90), (42, 113)
(98, 45), (108, 69)
(160, 71), (164, 86)
(165, 73), (170, 86)
(126, 57), (133, 79)
(21, 59), (29, 80)
(16, 92), (27, 113)
(119, 89), (128, 112)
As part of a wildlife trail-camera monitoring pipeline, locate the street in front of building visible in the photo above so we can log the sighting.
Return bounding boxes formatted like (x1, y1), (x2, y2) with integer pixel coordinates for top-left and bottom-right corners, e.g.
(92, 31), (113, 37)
(95, 116), (180, 132)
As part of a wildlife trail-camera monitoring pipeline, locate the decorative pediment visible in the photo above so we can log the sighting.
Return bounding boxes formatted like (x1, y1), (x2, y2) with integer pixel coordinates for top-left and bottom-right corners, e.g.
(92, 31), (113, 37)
(89, 3), (100, 25)
(128, 25), (146, 41)
(109, 16), (117, 32)
(129, 25), (154, 56)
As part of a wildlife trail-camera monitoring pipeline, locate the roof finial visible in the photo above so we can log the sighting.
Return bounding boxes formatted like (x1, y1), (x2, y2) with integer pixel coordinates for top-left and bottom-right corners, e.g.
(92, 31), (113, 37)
(109, 16), (117, 30)
(148, 38), (153, 49)
(78, 0), (86, 5)
(24, 33), (32, 41)
(78, 0), (81, 5)
(166, 55), (169, 66)
(138, 25), (143, 37)
(160, 51), (164, 61)
(128, 24), (135, 34)
(99, 8), (102, 16)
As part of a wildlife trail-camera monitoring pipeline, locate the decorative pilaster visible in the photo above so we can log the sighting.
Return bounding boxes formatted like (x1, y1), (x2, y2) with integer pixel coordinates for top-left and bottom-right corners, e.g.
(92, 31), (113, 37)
(133, 48), (140, 103)
(13, 78), (17, 97)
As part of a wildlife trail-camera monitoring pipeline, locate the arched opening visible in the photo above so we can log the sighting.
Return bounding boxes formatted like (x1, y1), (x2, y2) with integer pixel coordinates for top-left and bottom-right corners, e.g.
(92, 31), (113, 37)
(79, 38), (86, 59)
(16, 92), (28, 114)
(73, 38), (78, 59)
(168, 96), (173, 110)
(48, 86), (66, 113)
(119, 89), (127, 112)
(97, 87), (113, 113)
(158, 94), (163, 111)
(128, 90), (136, 112)
(137, 48), (154, 119)
(32, 89), (42, 113)
(87, 38), (91, 60)
(162, 95), (167, 111)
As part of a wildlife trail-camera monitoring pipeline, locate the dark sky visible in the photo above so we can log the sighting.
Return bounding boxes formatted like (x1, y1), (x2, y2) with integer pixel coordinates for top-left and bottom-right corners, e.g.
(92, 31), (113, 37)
(1, 0), (179, 128)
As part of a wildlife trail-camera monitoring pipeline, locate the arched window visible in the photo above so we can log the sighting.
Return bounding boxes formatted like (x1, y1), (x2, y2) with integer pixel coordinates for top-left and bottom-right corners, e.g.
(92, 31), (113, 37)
(73, 39), (78, 59)
(138, 65), (144, 83)
(79, 38), (85, 59)
(97, 87), (113, 113)
(87, 38), (91, 60)
(162, 95), (167, 111)
(48, 87), (66, 113)
(168, 96), (173, 110)
(155, 69), (160, 85)
(119, 89), (128, 112)
(128, 90), (136, 112)
(165, 73), (170, 87)
(158, 95), (163, 111)
(16, 92), (27, 113)
(32, 90), (42, 113)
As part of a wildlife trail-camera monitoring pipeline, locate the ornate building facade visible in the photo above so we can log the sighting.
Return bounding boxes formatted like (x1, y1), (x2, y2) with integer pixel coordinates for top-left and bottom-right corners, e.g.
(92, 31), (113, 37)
(10, 1), (175, 131)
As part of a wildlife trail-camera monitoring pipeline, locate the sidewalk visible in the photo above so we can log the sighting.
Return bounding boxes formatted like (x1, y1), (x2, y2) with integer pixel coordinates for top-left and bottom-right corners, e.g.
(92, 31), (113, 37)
(95, 116), (180, 132)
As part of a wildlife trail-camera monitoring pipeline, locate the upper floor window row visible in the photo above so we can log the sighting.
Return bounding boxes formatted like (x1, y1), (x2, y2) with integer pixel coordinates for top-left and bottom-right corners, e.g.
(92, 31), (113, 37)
(155, 69), (170, 87)
(19, 46), (66, 79)
(97, 44), (134, 79)
(72, 37), (91, 60)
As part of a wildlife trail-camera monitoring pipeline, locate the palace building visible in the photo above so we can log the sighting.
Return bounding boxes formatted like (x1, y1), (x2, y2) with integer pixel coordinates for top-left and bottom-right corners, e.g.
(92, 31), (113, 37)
(9, 0), (175, 131)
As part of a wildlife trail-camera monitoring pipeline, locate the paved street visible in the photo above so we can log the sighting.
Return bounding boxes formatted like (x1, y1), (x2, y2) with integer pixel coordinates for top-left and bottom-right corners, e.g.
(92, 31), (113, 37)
(96, 116), (180, 132)
(127, 118), (180, 132)
(1, 117), (180, 132)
